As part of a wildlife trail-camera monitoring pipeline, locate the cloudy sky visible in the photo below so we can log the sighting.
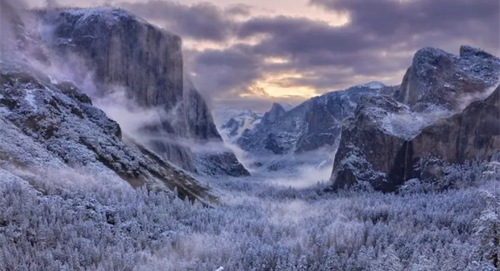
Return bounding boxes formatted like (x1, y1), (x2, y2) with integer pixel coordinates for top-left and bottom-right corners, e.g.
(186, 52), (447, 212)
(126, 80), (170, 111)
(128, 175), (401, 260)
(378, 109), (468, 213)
(28, 0), (500, 111)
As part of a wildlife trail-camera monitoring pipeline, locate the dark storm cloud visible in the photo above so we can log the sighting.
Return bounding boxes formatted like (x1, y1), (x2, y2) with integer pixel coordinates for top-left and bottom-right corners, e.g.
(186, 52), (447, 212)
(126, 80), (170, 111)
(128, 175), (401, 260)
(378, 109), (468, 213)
(186, 46), (264, 97)
(236, 0), (498, 69)
(224, 3), (252, 17)
(120, 0), (236, 41)
(308, 0), (500, 53)
(107, 0), (499, 110)
(194, 0), (498, 105)
(195, 45), (260, 68)
(238, 16), (376, 55)
(310, 0), (499, 39)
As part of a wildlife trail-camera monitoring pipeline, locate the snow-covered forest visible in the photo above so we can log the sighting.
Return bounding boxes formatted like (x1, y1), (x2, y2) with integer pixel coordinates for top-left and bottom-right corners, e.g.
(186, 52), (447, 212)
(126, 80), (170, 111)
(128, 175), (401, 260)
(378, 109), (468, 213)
(1, 158), (499, 271)
(0, 1), (499, 270)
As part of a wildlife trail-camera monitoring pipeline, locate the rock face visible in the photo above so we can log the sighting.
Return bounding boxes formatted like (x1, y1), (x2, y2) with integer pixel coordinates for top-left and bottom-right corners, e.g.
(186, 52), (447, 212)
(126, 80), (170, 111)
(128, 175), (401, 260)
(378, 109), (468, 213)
(331, 46), (500, 191)
(0, 63), (215, 204)
(411, 85), (500, 177)
(261, 103), (287, 125)
(395, 46), (500, 111)
(331, 95), (417, 192)
(236, 83), (396, 170)
(38, 7), (248, 176)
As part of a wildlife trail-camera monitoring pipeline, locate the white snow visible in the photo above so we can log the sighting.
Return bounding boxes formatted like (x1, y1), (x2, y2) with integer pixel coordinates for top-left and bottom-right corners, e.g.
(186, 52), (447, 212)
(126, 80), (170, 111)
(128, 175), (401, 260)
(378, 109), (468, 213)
(237, 116), (261, 136)
(65, 7), (147, 29)
(25, 90), (37, 111)
(360, 81), (386, 89)
(48, 76), (59, 85)
(0, 107), (10, 115)
(213, 109), (263, 142)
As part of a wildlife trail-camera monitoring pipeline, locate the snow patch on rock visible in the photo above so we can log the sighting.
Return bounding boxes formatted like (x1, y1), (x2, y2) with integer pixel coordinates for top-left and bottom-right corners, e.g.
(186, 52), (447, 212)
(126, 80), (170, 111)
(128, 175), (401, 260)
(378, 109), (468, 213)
(24, 90), (37, 111)
(360, 81), (386, 89)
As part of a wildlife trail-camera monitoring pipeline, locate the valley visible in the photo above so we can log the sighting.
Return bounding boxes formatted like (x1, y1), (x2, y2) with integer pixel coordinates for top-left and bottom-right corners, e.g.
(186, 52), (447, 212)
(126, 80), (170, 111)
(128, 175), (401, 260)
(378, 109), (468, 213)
(0, 1), (499, 270)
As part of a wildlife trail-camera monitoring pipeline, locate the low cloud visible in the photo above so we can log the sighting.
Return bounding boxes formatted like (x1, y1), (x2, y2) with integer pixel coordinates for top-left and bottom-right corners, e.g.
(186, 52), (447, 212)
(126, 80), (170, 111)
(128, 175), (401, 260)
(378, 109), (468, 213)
(93, 88), (165, 141)
(269, 163), (333, 189)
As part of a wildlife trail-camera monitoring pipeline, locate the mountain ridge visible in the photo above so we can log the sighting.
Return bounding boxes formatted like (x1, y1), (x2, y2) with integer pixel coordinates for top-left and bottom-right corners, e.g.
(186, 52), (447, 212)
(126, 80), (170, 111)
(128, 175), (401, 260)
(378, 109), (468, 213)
(232, 82), (397, 171)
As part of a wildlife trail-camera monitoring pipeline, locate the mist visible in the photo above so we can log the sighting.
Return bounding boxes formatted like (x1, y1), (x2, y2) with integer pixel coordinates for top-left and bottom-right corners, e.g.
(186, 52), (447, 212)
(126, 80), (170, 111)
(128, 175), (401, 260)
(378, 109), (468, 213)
(267, 163), (333, 189)
(92, 88), (166, 141)
(457, 81), (500, 110)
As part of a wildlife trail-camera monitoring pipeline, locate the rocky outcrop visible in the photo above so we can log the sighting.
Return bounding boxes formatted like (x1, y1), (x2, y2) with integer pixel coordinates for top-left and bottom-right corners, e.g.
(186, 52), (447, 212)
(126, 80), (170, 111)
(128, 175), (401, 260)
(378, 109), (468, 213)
(42, 8), (184, 110)
(395, 46), (500, 112)
(330, 95), (416, 192)
(38, 7), (248, 176)
(236, 83), (396, 171)
(331, 46), (500, 191)
(261, 102), (287, 124)
(0, 64), (215, 204)
(411, 85), (500, 178)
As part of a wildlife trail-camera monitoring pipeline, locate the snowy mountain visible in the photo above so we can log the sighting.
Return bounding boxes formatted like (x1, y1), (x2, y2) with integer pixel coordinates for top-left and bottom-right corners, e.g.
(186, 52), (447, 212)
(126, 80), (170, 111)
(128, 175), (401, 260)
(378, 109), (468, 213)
(2, 2), (500, 270)
(212, 109), (263, 143)
(0, 61), (215, 204)
(235, 83), (396, 171)
(0, 4), (252, 202)
(36, 7), (249, 177)
(260, 102), (289, 125)
(332, 46), (500, 191)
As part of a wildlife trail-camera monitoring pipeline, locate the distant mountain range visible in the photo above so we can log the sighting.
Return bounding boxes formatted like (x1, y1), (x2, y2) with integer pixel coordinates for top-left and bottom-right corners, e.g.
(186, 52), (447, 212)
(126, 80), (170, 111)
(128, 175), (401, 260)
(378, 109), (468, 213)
(216, 81), (396, 172)
(1, 2), (499, 196)
(216, 46), (500, 191)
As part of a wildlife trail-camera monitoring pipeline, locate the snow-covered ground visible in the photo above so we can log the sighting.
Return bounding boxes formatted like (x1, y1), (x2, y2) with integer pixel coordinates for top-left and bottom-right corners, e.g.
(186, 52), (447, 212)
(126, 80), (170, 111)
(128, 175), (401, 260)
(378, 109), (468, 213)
(1, 157), (498, 270)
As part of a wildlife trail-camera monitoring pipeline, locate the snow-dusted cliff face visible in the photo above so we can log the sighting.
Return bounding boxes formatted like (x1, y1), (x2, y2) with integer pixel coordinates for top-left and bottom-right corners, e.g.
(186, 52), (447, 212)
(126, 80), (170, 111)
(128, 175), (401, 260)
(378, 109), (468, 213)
(395, 46), (500, 112)
(37, 7), (249, 177)
(0, 62), (215, 203)
(332, 46), (500, 191)
(235, 83), (396, 171)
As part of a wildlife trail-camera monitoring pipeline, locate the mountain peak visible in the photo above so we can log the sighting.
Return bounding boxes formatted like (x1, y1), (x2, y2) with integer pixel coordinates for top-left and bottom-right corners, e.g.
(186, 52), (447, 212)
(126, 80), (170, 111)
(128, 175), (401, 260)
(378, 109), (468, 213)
(459, 45), (498, 60)
(270, 102), (286, 111)
(262, 102), (287, 124)
(396, 45), (500, 110)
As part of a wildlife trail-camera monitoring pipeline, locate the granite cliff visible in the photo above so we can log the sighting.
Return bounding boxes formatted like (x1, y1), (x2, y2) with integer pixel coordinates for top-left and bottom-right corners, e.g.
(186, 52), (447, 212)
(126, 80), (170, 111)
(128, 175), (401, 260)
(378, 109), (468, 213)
(38, 7), (249, 176)
(331, 46), (500, 191)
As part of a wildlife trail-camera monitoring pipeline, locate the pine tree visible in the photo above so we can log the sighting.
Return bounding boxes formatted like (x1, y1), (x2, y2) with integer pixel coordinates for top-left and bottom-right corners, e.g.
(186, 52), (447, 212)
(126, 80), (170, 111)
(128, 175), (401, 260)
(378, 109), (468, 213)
(476, 191), (500, 269)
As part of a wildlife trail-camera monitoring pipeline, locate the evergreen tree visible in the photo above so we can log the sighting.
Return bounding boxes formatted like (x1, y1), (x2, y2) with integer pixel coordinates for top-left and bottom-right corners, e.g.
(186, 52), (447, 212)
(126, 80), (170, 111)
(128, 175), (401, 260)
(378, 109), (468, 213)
(475, 191), (500, 269)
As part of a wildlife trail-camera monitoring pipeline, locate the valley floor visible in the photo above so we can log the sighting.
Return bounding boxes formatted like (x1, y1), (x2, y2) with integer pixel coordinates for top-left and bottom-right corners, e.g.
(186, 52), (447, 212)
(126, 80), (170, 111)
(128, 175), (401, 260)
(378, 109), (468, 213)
(0, 161), (499, 271)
